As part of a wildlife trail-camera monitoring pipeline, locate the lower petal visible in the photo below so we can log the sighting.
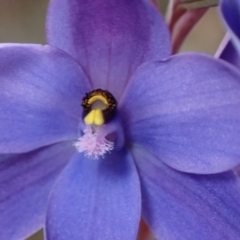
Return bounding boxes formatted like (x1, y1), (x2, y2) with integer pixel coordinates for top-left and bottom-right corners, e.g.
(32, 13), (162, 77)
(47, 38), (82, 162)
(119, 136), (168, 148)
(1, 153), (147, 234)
(133, 147), (240, 240)
(0, 142), (74, 240)
(45, 149), (141, 240)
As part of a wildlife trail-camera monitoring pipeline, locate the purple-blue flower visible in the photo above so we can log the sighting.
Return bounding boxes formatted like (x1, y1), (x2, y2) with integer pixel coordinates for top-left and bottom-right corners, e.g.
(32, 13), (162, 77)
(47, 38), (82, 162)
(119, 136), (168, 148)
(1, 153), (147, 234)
(217, 0), (240, 67)
(1, 0), (240, 239)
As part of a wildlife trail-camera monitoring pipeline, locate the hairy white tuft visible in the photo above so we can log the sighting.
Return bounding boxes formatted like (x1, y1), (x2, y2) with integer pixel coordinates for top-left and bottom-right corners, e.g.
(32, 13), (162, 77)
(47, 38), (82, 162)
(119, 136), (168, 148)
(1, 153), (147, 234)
(74, 125), (114, 159)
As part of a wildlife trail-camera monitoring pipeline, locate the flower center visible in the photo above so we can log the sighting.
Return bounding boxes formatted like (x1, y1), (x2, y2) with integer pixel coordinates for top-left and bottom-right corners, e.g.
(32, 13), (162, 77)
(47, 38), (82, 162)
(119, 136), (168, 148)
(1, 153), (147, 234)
(74, 89), (119, 159)
(82, 89), (117, 126)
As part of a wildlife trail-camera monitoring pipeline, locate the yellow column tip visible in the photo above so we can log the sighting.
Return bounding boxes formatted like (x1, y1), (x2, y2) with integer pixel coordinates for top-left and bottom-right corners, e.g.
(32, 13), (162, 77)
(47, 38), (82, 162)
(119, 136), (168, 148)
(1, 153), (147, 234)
(84, 109), (104, 126)
(94, 109), (104, 126)
(84, 110), (95, 125)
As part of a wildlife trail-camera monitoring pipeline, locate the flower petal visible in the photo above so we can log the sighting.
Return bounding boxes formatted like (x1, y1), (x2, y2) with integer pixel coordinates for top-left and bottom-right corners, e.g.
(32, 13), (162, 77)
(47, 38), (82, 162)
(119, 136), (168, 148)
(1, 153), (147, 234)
(45, 149), (141, 240)
(0, 44), (91, 153)
(217, 37), (240, 68)
(46, 0), (171, 99)
(120, 54), (240, 174)
(220, 0), (240, 54)
(133, 147), (240, 240)
(0, 142), (74, 240)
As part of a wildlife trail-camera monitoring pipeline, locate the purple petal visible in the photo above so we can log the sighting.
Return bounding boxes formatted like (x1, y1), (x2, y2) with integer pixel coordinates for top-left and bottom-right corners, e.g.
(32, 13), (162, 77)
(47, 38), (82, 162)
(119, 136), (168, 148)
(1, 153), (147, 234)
(217, 36), (240, 68)
(0, 142), (74, 240)
(0, 44), (91, 153)
(220, 0), (240, 54)
(120, 54), (240, 174)
(46, 0), (171, 99)
(133, 147), (240, 240)
(45, 149), (141, 240)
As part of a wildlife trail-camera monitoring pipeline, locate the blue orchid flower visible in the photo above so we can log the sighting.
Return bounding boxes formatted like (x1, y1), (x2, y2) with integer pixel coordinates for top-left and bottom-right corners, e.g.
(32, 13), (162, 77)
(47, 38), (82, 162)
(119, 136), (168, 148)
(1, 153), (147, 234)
(1, 0), (240, 240)
(217, 0), (240, 67)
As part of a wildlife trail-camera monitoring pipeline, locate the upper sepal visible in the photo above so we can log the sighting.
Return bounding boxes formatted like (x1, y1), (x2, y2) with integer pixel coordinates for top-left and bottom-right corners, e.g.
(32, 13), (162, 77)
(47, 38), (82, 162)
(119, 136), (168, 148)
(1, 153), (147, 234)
(46, 0), (171, 99)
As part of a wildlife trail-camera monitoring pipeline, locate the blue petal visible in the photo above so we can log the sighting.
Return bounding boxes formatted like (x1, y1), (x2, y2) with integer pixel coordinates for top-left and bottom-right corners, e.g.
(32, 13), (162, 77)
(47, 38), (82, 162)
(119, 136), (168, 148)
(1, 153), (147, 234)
(133, 147), (240, 240)
(0, 142), (74, 240)
(46, 0), (171, 99)
(218, 37), (240, 68)
(120, 54), (240, 173)
(45, 149), (141, 240)
(0, 44), (91, 153)
(220, 0), (240, 54)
